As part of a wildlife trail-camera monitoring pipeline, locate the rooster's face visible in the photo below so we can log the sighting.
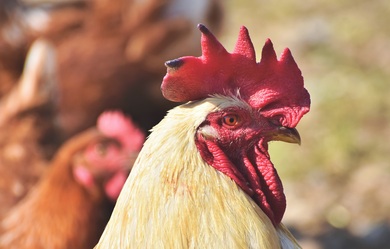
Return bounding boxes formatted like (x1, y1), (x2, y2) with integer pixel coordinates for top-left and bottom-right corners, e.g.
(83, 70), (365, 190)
(195, 95), (301, 226)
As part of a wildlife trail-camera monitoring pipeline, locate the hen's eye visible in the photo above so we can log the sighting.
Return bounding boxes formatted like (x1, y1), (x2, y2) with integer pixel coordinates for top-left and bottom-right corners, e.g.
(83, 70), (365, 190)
(223, 114), (240, 126)
(95, 143), (108, 156)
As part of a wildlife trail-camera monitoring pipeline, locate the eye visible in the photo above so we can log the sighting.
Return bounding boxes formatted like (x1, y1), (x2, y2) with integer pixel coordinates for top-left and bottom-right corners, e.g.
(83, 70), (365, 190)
(94, 142), (108, 157)
(222, 114), (240, 127)
(92, 139), (120, 157)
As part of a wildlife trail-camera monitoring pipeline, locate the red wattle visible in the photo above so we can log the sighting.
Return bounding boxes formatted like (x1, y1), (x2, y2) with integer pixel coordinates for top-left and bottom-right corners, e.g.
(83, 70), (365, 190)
(248, 144), (286, 225)
(105, 171), (127, 201)
(196, 135), (286, 226)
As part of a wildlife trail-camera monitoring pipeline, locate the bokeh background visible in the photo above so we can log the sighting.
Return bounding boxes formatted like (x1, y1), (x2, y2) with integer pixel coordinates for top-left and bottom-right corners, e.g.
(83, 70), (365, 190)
(1, 0), (389, 248)
(222, 0), (390, 248)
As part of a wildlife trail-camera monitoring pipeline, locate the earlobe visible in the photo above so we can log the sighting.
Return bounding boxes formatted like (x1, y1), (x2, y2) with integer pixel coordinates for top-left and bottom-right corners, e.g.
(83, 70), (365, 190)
(198, 125), (219, 140)
(73, 164), (102, 200)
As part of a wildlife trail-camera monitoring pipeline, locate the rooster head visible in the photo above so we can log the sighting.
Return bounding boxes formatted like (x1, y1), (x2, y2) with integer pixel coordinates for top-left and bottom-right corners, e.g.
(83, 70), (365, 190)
(162, 25), (310, 225)
(162, 24), (310, 128)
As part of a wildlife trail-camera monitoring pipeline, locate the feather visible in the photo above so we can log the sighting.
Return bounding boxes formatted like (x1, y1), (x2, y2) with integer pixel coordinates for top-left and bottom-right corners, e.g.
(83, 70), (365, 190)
(95, 96), (301, 248)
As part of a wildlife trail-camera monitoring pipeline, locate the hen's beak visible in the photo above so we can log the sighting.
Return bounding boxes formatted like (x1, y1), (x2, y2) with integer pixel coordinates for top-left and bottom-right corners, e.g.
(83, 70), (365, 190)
(126, 152), (140, 170)
(267, 127), (301, 145)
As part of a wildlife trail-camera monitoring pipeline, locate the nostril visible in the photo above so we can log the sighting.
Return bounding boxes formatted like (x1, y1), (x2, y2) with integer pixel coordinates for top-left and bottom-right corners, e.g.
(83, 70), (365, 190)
(268, 116), (283, 127)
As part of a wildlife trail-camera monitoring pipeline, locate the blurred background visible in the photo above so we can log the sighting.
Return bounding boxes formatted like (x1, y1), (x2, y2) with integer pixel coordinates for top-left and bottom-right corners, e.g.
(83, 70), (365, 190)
(221, 1), (390, 248)
(0, 0), (389, 248)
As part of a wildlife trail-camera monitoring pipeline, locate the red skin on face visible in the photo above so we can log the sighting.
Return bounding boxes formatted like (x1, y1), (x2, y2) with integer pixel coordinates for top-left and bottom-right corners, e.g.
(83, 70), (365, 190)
(195, 106), (286, 225)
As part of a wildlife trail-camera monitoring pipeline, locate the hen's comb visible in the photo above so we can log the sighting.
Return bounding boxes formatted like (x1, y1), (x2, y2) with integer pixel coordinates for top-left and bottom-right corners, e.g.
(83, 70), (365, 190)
(162, 24), (310, 128)
(97, 111), (145, 152)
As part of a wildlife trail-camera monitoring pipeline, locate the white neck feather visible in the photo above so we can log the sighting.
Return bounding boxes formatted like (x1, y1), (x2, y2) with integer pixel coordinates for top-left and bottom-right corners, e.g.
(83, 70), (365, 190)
(96, 97), (300, 249)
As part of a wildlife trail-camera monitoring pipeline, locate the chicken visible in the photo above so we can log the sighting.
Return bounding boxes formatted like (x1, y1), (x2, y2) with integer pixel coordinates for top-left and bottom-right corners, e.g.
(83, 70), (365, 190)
(0, 38), (56, 126)
(0, 111), (145, 249)
(94, 24), (310, 248)
(14, 0), (223, 139)
(0, 38), (59, 219)
(0, 0), (30, 97)
(0, 0), (223, 139)
(51, 0), (223, 139)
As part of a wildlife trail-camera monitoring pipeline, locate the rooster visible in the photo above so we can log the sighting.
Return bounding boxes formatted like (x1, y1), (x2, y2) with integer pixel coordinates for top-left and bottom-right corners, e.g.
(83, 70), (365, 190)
(0, 111), (145, 249)
(95, 24), (310, 248)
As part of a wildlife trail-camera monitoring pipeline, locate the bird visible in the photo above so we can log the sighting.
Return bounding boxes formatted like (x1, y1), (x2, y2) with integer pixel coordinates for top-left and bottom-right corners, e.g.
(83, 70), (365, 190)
(0, 0), (30, 98)
(94, 24), (310, 248)
(0, 38), (59, 219)
(0, 0), (223, 140)
(33, 0), (223, 139)
(0, 110), (145, 249)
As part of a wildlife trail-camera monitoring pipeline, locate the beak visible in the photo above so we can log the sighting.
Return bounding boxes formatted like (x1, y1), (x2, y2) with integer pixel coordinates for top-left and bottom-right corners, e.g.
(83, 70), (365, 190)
(267, 126), (301, 145)
(126, 152), (140, 170)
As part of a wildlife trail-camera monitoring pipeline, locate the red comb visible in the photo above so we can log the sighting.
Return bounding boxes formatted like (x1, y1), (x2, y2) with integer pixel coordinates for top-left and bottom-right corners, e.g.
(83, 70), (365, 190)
(97, 111), (145, 152)
(162, 24), (310, 128)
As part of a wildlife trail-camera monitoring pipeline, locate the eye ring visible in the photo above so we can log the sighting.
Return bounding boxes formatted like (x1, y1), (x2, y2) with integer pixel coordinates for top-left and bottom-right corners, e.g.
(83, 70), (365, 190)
(222, 114), (240, 127)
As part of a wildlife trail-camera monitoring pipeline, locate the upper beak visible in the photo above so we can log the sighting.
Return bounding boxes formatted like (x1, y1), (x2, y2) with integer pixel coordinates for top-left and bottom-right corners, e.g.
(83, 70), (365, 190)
(267, 126), (301, 145)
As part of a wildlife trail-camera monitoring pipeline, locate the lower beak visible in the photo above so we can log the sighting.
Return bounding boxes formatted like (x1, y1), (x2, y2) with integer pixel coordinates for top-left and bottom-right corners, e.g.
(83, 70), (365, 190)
(126, 152), (140, 170)
(267, 127), (301, 145)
